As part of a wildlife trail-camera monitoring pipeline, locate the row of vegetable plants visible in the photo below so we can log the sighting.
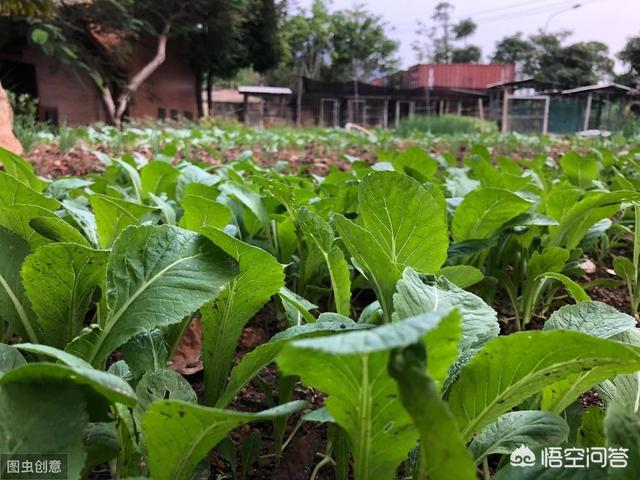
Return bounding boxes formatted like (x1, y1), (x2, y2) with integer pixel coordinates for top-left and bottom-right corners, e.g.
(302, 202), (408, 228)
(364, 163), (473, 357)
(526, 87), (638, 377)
(0, 135), (640, 479)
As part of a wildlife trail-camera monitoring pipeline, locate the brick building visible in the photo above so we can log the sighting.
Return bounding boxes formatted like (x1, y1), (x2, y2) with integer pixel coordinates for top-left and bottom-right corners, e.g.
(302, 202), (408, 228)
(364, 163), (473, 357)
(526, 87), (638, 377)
(0, 35), (198, 125)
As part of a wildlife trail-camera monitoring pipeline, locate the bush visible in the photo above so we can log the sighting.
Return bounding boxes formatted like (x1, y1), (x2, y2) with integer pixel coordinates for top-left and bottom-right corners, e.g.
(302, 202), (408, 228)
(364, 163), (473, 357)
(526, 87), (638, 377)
(396, 114), (497, 136)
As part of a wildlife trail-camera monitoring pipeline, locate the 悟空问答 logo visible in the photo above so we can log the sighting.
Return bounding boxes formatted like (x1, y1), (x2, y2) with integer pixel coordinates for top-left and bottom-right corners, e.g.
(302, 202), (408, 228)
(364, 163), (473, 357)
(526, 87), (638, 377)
(510, 445), (536, 467)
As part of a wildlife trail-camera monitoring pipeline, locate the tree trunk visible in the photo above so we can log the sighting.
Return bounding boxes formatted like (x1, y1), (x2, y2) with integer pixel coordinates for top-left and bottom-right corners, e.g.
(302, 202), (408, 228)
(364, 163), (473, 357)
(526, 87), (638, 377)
(195, 68), (203, 118)
(206, 71), (213, 117)
(104, 22), (171, 126)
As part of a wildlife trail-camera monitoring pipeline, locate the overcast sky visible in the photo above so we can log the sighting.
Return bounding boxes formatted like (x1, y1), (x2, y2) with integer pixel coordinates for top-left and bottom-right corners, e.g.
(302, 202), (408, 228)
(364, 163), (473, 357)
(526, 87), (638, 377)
(295, 0), (640, 73)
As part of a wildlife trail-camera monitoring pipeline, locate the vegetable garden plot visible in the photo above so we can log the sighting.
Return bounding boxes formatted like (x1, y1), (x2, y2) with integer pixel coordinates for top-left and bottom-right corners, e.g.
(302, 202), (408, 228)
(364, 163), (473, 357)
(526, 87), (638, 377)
(1, 131), (640, 480)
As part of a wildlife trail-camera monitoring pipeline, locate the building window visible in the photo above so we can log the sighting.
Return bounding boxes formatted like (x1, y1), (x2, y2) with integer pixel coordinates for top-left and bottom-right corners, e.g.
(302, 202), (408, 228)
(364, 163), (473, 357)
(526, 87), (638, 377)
(43, 107), (59, 126)
(158, 108), (166, 120)
(170, 109), (178, 120)
(183, 111), (193, 121)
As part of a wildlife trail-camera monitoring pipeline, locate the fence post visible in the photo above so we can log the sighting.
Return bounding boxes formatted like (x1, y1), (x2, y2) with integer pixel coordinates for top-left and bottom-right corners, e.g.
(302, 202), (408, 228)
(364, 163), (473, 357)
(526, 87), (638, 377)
(583, 92), (593, 130)
(501, 88), (510, 134)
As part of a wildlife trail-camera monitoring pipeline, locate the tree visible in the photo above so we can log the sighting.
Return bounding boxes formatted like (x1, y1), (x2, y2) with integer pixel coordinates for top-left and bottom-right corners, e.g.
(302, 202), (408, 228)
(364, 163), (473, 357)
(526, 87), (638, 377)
(186, 0), (282, 116)
(25, 0), (280, 125)
(617, 35), (640, 88)
(491, 32), (536, 78)
(267, 0), (398, 85)
(326, 4), (399, 82)
(491, 30), (614, 88)
(412, 2), (481, 63)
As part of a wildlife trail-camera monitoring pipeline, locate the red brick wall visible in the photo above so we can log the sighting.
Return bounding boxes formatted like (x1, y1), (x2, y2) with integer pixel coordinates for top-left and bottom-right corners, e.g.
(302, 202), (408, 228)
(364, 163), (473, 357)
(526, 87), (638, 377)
(1, 40), (197, 125)
(0, 48), (106, 125)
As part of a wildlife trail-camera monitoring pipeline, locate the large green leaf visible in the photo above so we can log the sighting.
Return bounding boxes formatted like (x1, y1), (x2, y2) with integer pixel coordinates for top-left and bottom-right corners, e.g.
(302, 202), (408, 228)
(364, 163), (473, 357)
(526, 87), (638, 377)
(548, 190), (640, 250)
(0, 227), (38, 342)
(389, 340), (475, 480)
(143, 400), (305, 480)
(0, 382), (88, 479)
(0, 171), (59, 210)
(358, 171), (448, 272)
(468, 411), (569, 464)
(217, 321), (369, 408)
(297, 207), (351, 316)
(0, 343), (25, 374)
(199, 227), (284, 405)
(334, 215), (400, 321)
(85, 225), (238, 366)
(559, 151), (599, 188)
(0, 146), (47, 191)
(277, 311), (456, 480)
(543, 301), (636, 338)
(21, 243), (108, 348)
(540, 302), (637, 413)
(448, 330), (640, 441)
(452, 187), (532, 242)
(179, 195), (232, 231)
(63, 199), (100, 247)
(30, 215), (91, 246)
(0, 204), (57, 248)
(89, 193), (157, 248)
(141, 161), (180, 199)
(392, 268), (499, 355)
(11, 343), (136, 406)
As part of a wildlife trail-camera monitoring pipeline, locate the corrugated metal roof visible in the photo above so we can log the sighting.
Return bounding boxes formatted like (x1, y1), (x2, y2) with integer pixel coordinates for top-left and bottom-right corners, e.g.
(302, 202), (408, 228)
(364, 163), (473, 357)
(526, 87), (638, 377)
(561, 83), (635, 95)
(238, 86), (292, 95)
(201, 89), (262, 103)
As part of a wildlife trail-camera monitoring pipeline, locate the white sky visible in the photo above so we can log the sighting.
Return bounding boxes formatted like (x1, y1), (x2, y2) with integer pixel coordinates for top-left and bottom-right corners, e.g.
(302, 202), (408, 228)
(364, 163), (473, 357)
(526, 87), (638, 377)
(295, 0), (640, 73)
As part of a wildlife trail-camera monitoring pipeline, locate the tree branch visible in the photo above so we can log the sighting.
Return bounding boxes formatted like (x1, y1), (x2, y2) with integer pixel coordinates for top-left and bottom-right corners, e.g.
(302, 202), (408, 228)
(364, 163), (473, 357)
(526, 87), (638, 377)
(114, 22), (171, 121)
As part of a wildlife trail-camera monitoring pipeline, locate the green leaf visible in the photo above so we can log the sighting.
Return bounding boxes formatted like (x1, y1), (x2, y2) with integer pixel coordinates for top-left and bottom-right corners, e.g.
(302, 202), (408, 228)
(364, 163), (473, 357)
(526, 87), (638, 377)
(439, 265), (484, 288)
(1, 358), (136, 407)
(536, 272), (590, 302)
(133, 368), (196, 428)
(468, 411), (569, 464)
(0, 227), (38, 343)
(143, 400), (305, 480)
(30, 215), (91, 246)
(221, 182), (270, 235)
(179, 195), (232, 232)
(21, 243), (108, 348)
(391, 146), (438, 181)
(120, 329), (169, 382)
(0, 204), (57, 248)
(89, 193), (157, 248)
(526, 247), (570, 280)
(613, 256), (636, 286)
(0, 343), (26, 374)
(85, 225), (238, 367)
(141, 161), (180, 199)
(540, 302), (637, 413)
(358, 171), (448, 273)
(277, 311), (456, 480)
(549, 190), (640, 250)
(334, 215), (400, 322)
(452, 188), (532, 242)
(199, 227), (284, 405)
(278, 286), (317, 324)
(0, 171), (59, 210)
(114, 158), (143, 202)
(389, 341), (476, 480)
(0, 382), (88, 479)
(0, 146), (47, 191)
(448, 330), (640, 440)
(63, 199), (100, 247)
(298, 207), (351, 315)
(543, 302), (636, 338)
(217, 321), (369, 408)
(559, 151), (599, 188)
(392, 268), (499, 355)
(605, 402), (640, 478)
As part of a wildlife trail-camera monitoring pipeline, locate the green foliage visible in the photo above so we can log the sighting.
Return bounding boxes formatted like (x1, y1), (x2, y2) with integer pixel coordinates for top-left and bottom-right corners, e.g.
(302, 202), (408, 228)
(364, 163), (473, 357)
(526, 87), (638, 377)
(397, 115), (497, 136)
